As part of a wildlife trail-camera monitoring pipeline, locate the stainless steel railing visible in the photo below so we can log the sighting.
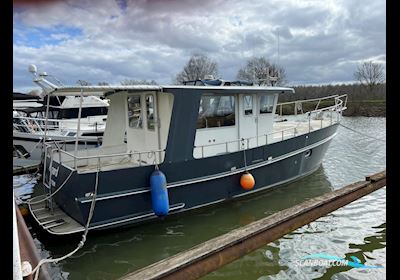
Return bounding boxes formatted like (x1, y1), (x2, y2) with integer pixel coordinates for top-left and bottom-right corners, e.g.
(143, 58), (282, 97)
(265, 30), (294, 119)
(13, 115), (105, 134)
(44, 139), (165, 172)
(276, 94), (347, 116)
(194, 94), (347, 158)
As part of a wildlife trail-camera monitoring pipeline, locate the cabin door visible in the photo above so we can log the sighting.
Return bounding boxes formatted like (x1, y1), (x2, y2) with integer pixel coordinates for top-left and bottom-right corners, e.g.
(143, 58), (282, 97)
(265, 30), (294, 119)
(238, 94), (258, 149)
(143, 93), (161, 162)
(256, 94), (276, 145)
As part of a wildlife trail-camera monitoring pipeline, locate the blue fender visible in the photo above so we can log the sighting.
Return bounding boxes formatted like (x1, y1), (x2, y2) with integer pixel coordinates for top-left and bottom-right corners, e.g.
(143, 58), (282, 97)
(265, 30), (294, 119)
(150, 170), (169, 216)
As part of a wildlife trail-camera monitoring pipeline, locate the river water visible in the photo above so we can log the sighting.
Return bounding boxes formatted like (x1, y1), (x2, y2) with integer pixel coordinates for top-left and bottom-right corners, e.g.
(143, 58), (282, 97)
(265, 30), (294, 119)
(13, 117), (386, 280)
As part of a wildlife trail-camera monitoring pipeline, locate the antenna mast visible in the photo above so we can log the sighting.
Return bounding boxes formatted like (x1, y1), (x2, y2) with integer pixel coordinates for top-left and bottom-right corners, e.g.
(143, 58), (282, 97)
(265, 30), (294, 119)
(277, 28), (280, 67)
(276, 28), (281, 83)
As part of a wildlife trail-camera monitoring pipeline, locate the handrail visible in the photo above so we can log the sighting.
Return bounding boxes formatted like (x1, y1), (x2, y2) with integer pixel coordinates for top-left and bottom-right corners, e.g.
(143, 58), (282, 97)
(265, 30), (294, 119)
(276, 94), (344, 116)
(12, 123), (105, 138)
(13, 115), (106, 135)
(13, 115), (105, 125)
(336, 94), (348, 108)
(307, 103), (340, 115)
(76, 149), (164, 160)
(195, 94), (347, 153)
(45, 140), (165, 167)
(276, 94), (339, 106)
(194, 126), (298, 149)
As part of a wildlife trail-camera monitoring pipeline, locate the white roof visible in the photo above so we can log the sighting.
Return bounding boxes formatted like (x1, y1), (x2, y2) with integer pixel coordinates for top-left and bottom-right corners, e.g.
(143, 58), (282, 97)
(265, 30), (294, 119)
(50, 85), (162, 96)
(13, 101), (43, 108)
(165, 85), (295, 92)
(49, 85), (294, 96)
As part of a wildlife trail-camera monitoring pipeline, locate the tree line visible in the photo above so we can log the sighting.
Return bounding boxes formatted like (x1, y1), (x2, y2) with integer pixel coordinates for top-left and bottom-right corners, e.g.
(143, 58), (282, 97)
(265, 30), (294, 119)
(280, 83), (386, 103)
(81, 53), (385, 103)
(86, 54), (288, 87)
(174, 54), (286, 86)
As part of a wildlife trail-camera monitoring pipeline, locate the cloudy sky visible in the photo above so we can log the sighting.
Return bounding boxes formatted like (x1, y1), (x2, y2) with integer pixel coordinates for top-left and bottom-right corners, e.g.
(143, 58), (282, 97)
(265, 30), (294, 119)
(13, 0), (386, 92)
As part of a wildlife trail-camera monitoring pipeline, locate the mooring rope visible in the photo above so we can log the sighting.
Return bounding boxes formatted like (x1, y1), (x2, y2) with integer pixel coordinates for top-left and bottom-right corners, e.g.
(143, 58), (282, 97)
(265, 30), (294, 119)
(339, 123), (385, 143)
(31, 163), (100, 280)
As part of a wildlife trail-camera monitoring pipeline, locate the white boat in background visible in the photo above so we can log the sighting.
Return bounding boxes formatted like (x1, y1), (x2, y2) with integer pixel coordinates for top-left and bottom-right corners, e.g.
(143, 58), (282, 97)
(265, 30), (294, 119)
(13, 67), (109, 160)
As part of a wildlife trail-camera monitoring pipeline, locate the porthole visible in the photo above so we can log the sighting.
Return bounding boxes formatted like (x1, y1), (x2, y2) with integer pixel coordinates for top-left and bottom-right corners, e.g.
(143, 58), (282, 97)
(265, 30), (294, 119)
(305, 150), (312, 158)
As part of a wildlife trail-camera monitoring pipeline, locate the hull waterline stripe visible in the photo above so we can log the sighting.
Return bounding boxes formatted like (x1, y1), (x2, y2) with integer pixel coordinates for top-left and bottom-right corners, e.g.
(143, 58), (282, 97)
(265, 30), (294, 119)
(88, 202), (185, 230)
(39, 164), (321, 235)
(30, 203), (185, 235)
(79, 132), (336, 204)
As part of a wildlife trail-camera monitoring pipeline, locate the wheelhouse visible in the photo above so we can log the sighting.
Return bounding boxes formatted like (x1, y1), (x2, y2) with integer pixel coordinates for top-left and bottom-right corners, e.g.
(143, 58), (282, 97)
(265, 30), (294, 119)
(32, 80), (347, 235)
(45, 85), (296, 173)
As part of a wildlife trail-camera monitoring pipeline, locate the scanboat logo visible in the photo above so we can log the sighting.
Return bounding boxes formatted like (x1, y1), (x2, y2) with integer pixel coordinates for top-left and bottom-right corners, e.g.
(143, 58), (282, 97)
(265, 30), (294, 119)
(295, 253), (384, 269)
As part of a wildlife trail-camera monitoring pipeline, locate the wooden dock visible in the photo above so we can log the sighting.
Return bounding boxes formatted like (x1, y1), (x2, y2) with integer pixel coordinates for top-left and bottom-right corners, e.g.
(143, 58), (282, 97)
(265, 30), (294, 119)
(119, 170), (386, 280)
(13, 158), (41, 176)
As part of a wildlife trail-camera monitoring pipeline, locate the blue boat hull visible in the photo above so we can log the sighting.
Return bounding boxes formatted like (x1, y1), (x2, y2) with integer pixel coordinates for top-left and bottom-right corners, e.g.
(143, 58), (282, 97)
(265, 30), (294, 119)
(42, 124), (338, 231)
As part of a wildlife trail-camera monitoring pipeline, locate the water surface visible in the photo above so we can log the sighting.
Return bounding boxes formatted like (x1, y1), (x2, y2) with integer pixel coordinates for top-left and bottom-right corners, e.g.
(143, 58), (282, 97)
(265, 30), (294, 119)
(14, 117), (386, 280)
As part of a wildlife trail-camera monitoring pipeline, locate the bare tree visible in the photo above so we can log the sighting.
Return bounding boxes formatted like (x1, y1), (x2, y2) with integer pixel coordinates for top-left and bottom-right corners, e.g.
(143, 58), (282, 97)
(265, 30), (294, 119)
(237, 56), (287, 86)
(120, 79), (158, 85)
(175, 53), (219, 84)
(354, 61), (385, 92)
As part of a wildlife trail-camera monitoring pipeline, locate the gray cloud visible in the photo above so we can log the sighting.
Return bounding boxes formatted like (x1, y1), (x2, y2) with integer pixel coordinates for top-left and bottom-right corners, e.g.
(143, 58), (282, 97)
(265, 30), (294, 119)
(13, 0), (385, 90)
(272, 26), (293, 40)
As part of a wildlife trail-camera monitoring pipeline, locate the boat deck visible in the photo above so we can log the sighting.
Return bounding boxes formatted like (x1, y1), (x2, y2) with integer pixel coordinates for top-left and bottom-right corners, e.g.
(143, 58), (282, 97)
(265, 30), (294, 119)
(29, 196), (186, 235)
(272, 118), (334, 140)
(29, 197), (85, 235)
(50, 117), (336, 174)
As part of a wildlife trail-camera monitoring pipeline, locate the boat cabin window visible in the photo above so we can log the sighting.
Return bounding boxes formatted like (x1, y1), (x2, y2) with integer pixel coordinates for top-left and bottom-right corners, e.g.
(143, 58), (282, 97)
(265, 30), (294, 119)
(197, 95), (235, 129)
(243, 95), (253, 115)
(259, 95), (275, 114)
(146, 95), (155, 130)
(58, 107), (108, 119)
(127, 95), (143, 128)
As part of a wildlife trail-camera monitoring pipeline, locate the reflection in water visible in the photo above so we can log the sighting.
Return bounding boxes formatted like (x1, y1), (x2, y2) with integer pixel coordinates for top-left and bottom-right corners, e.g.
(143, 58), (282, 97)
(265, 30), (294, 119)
(13, 117), (386, 280)
(23, 166), (334, 280)
(204, 117), (386, 280)
(315, 223), (386, 280)
(199, 168), (333, 280)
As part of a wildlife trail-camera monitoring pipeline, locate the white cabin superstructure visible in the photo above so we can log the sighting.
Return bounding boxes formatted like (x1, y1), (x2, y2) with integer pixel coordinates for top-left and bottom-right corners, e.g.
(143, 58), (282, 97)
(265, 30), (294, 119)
(45, 85), (300, 173)
(101, 89), (174, 164)
(193, 91), (280, 158)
